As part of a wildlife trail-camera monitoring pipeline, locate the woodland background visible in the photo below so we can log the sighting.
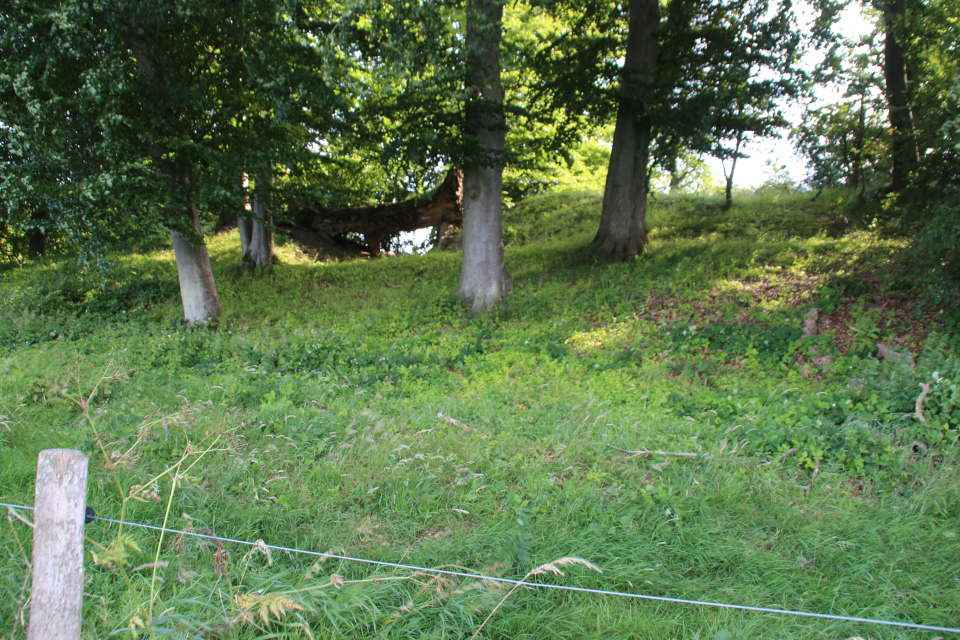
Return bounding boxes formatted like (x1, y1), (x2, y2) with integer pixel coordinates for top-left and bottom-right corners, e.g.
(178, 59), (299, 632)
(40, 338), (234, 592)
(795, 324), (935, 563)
(1, 1), (960, 638)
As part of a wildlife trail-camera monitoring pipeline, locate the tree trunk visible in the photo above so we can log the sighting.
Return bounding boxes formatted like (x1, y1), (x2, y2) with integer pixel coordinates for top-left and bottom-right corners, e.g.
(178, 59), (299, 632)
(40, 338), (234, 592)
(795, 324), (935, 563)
(856, 94), (867, 197)
(164, 163), (221, 325)
(27, 208), (49, 258)
(457, 0), (512, 314)
(126, 26), (220, 324)
(668, 155), (682, 193)
(433, 219), (462, 252)
(27, 232), (46, 258)
(883, 0), (918, 192)
(216, 203), (238, 232)
(241, 175), (274, 269)
(238, 175), (253, 256)
(171, 218), (221, 325)
(842, 133), (856, 188)
(723, 130), (743, 208)
(904, 63), (923, 161)
(594, 0), (659, 258)
(238, 215), (253, 257)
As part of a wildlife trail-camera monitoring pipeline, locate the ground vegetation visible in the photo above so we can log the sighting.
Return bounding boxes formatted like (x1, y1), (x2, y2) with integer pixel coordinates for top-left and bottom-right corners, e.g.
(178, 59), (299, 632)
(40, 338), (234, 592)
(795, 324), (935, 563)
(1, 190), (958, 638)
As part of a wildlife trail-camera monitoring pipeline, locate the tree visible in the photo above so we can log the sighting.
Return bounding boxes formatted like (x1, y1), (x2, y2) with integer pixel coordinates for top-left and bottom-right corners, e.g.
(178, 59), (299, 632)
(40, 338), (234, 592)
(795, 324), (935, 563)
(793, 44), (888, 195)
(100, 2), (263, 323)
(526, 0), (801, 254)
(0, 2), (148, 270)
(335, 0), (523, 310)
(795, 0), (958, 193)
(458, 0), (513, 312)
(229, 5), (352, 271)
(900, 0), (960, 188)
(0, 0), (342, 322)
(881, 0), (919, 192)
(593, 0), (659, 258)
(656, 0), (802, 208)
(240, 174), (276, 270)
(284, 167), (463, 257)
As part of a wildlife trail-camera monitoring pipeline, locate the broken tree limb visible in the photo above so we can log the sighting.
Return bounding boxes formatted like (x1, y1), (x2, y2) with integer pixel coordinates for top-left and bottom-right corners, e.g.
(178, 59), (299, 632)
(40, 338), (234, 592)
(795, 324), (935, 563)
(281, 168), (463, 257)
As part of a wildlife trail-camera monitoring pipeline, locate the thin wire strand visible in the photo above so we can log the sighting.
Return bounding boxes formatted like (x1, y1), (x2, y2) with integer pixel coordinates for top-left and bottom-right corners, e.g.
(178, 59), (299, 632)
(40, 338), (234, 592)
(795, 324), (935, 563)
(3, 502), (958, 635)
(1, 503), (33, 512)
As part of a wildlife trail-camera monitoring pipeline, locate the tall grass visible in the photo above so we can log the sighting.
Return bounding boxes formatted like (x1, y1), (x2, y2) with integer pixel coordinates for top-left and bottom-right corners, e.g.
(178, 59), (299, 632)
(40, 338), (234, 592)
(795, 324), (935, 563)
(1, 189), (958, 638)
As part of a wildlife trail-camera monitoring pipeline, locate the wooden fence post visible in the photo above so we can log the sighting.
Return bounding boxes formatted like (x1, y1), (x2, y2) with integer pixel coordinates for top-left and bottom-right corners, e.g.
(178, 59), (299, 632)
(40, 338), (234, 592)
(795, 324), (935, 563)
(27, 449), (89, 640)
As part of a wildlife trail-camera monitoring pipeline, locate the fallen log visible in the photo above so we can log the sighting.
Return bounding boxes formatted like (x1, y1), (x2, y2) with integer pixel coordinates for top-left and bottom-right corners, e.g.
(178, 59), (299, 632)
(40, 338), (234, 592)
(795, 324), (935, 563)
(280, 168), (463, 257)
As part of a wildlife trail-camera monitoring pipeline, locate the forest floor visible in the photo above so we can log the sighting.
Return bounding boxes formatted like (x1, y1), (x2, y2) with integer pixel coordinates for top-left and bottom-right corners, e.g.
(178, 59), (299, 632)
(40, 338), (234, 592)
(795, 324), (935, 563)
(1, 188), (959, 639)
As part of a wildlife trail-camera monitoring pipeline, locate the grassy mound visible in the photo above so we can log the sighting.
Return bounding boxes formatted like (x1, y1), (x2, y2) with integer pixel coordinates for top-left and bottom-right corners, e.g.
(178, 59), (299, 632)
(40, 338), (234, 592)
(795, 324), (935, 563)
(1, 189), (958, 638)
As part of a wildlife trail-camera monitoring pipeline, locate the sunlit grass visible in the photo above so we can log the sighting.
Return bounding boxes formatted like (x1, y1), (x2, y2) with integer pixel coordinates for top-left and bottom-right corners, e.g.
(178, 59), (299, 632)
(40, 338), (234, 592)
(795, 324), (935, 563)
(1, 189), (958, 638)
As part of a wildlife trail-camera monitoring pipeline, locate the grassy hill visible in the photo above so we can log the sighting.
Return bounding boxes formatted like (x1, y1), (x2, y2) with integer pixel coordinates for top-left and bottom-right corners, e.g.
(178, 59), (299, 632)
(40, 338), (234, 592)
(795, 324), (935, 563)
(1, 189), (959, 638)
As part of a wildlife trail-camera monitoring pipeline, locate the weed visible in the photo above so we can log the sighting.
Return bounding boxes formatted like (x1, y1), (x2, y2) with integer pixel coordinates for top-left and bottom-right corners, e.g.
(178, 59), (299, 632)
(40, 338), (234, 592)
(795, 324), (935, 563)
(1, 189), (958, 638)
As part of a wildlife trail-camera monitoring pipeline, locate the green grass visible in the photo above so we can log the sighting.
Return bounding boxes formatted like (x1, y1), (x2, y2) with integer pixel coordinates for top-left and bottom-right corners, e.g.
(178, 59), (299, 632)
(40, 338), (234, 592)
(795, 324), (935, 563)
(1, 189), (959, 638)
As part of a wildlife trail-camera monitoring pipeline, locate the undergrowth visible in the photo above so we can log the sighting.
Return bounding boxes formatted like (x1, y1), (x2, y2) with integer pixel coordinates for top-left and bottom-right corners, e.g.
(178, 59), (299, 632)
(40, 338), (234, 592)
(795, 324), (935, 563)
(1, 189), (958, 639)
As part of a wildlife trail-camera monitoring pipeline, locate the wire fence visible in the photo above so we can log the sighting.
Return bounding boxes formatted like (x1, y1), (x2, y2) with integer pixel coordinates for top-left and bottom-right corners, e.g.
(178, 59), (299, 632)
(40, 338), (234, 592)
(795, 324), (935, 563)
(3, 501), (959, 635)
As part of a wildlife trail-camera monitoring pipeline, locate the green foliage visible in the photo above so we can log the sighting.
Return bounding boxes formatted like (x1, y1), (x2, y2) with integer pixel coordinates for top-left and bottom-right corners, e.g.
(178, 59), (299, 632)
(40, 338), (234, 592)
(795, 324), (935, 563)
(665, 341), (960, 481)
(792, 19), (889, 193)
(664, 322), (803, 361)
(792, 91), (889, 192)
(656, 0), (803, 174)
(502, 135), (611, 205)
(816, 273), (875, 314)
(0, 0), (352, 266)
(914, 187), (960, 295)
(506, 0), (804, 187)
(803, 0), (960, 194)
(904, 0), (960, 188)
(944, 76), (960, 155)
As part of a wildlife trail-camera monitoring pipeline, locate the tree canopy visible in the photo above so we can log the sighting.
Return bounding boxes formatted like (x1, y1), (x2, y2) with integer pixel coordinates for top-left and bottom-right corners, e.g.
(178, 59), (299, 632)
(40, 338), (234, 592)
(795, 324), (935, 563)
(2, 0), (959, 315)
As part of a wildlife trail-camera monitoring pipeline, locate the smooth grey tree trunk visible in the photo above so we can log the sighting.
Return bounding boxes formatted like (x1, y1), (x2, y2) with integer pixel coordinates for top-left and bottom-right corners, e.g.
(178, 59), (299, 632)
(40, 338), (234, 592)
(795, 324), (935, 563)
(238, 214), (253, 258)
(594, 0), (659, 259)
(165, 165), (221, 325)
(240, 189), (275, 269)
(458, 0), (512, 314)
(241, 175), (274, 269)
(171, 206), (221, 325)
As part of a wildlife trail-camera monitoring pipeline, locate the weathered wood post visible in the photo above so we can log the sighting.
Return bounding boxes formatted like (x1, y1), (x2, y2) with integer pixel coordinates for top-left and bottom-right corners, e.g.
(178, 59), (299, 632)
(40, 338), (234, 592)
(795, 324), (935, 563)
(27, 449), (89, 640)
